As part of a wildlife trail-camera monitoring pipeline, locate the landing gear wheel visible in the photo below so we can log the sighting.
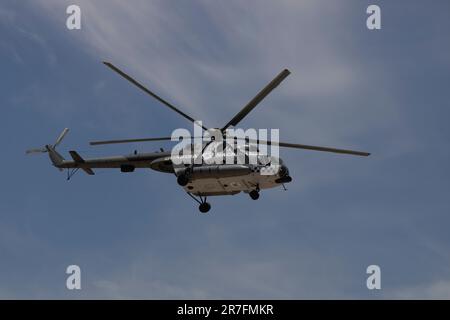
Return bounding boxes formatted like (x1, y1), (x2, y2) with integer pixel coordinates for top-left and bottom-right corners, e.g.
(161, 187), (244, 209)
(199, 202), (211, 213)
(187, 193), (211, 213)
(249, 190), (260, 200)
(177, 174), (189, 186)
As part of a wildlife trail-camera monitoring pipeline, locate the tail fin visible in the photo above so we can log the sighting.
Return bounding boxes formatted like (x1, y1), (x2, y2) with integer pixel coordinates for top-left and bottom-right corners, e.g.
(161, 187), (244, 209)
(46, 145), (65, 168)
(26, 128), (68, 170)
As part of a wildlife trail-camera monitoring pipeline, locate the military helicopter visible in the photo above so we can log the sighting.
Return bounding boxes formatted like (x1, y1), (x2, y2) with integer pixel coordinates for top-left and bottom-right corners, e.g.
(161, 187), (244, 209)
(26, 62), (370, 213)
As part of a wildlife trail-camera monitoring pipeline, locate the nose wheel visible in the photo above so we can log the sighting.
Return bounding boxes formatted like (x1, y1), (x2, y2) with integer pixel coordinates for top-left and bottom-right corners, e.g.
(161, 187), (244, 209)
(177, 174), (189, 186)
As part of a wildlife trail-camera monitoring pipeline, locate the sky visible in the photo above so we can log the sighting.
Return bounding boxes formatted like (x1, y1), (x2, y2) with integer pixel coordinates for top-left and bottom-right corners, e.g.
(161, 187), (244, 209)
(1, 0), (450, 299)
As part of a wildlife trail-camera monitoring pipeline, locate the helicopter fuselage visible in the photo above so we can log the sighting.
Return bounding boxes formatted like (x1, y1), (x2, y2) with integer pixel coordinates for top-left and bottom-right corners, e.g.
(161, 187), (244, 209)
(56, 147), (292, 197)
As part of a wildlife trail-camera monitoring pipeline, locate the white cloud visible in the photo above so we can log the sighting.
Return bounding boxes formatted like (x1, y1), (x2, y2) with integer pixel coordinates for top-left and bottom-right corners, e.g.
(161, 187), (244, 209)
(32, 1), (370, 127)
(392, 280), (450, 299)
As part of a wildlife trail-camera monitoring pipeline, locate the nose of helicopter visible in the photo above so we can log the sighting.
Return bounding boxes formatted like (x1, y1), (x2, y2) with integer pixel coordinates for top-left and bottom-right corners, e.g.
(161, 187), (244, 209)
(275, 164), (292, 183)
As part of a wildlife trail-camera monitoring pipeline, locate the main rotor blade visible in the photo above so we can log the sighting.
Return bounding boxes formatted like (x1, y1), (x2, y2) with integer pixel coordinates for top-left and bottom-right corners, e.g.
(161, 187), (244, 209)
(233, 138), (370, 156)
(277, 141), (370, 156)
(90, 134), (213, 146)
(90, 136), (173, 146)
(221, 69), (291, 131)
(103, 62), (208, 130)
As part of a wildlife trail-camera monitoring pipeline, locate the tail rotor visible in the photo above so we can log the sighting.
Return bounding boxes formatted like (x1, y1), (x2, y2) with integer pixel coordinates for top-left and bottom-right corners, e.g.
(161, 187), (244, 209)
(53, 128), (69, 148)
(25, 128), (69, 155)
(25, 147), (48, 154)
(26, 128), (69, 169)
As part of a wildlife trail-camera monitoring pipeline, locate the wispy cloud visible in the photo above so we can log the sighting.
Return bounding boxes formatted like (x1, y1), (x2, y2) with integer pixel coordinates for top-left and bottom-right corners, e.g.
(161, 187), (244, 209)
(392, 280), (450, 299)
(3, 0), (447, 299)
(33, 1), (370, 133)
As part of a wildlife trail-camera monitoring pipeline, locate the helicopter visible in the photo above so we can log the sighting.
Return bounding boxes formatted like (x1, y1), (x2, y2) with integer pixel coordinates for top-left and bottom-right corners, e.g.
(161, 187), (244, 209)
(26, 62), (370, 213)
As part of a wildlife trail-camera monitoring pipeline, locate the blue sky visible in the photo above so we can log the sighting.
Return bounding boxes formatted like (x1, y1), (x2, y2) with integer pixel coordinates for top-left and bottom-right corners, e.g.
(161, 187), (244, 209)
(1, 0), (450, 298)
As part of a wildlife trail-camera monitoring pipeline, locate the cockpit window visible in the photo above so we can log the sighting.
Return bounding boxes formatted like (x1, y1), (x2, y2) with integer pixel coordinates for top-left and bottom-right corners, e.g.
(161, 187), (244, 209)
(258, 155), (271, 166)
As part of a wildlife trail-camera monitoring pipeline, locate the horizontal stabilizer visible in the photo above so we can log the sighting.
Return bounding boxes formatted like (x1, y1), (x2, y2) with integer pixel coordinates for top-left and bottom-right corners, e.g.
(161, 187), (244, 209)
(69, 151), (84, 162)
(81, 167), (95, 175)
(69, 151), (95, 175)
